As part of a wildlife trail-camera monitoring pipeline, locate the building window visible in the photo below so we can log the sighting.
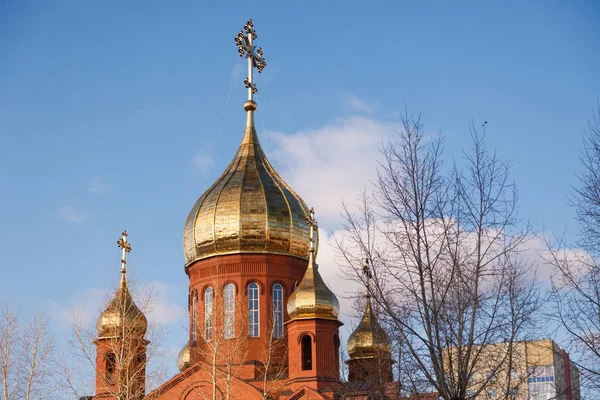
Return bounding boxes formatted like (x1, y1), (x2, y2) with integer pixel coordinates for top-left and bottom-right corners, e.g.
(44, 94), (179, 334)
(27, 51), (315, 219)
(224, 283), (235, 339)
(192, 290), (198, 342)
(248, 282), (260, 337)
(105, 352), (116, 385)
(301, 335), (312, 370)
(272, 284), (283, 338)
(527, 365), (556, 400)
(204, 287), (213, 341)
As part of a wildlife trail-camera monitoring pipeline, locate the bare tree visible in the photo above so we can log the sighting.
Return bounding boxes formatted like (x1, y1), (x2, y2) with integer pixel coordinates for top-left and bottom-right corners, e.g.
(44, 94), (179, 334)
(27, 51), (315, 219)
(188, 286), (250, 400)
(336, 112), (541, 400)
(256, 318), (289, 400)
(572, 103), (600, 255)
(546, 103), (600, 396)
(0, 300), (56, 400)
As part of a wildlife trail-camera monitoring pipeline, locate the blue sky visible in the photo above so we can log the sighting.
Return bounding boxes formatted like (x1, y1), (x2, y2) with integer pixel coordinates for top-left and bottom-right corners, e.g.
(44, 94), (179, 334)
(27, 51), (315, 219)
(1, 0), (599, 376)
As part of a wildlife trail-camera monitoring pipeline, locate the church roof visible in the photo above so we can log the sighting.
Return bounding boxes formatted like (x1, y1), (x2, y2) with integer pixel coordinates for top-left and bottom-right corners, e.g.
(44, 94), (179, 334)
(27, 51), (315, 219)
(347, 278), (391, 360)
(286, 209), (339, 321)
(96, 232), (147, 338)
(183, 100), (311, 264)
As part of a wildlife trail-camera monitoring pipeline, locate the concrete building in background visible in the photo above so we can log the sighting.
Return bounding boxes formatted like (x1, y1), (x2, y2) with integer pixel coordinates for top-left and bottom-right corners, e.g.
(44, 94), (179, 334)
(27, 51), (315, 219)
(460, 339), (580, 400)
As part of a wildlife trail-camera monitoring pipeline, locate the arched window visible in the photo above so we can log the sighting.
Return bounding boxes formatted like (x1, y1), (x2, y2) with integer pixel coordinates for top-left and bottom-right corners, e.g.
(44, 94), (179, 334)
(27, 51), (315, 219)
(105, 352), (116, 384)
(204, 287), (213, 341)
(301, 335), (312, 370)
(192, 290), (198, 342)
(272, 284), (283, 338)
(224, 283), (235, 339)
(248, 282), (260, 337)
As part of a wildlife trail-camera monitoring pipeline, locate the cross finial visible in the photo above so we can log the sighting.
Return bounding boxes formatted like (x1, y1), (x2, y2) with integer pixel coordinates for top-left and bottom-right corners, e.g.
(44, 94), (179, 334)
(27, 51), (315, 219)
(306, 207), (318, 253)
(363, 258), (372, 296)
(117, 230), (132, 273)
(234, 19), (267, 102)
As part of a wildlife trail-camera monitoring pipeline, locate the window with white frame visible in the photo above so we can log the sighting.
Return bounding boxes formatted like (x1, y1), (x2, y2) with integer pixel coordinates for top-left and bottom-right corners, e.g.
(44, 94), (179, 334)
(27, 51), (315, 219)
(204, 287), (213, 341)
(248, 282), (260, 337)
(272, 283), (283, 338)
(224, 283), (235, 339)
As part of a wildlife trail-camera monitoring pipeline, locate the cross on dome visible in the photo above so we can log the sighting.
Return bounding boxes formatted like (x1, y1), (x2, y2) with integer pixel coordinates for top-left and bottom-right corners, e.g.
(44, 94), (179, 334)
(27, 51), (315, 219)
(363, 258), (372, 295)
(234, 19), (267, 101)
(306, 207), (318, 252)
(117, 230), (132, 273)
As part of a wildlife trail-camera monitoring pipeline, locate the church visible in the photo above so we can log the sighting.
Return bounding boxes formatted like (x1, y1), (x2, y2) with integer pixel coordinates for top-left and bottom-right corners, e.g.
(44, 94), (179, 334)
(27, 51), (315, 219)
(91, 20), (397, 400)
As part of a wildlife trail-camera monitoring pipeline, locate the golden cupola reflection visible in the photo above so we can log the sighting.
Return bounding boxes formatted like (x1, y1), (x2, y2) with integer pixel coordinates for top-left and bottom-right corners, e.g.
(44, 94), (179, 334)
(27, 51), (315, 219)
(347, 264), (391, 359)
(96, 272), (148, 337)
(287, 209), (339, 321)
(183, 100), (310, 264)
(96, 231), (147, 337)
(177, 342), (191, 372)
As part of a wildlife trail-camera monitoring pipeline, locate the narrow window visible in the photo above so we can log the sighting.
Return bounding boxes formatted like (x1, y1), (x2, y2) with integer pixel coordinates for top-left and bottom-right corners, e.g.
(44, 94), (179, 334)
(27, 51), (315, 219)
(224, 283), (235, 339)
(192, 290), (198, 342)
(105, 352), (116, 385)
(248, 282), (260, 337)
(204, 287), (213, 341)
(272, 284), (283, 338)
(334, 334), (340, 366)
(301, 335), (312, 370)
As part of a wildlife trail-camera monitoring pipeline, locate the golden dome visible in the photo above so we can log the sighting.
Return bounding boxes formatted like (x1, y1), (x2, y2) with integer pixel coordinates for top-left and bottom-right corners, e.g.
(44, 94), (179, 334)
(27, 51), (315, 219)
(96, 270), (147, 338)
(183, 100), (310, 264)
(347, 294), (391, 360)
(177, 342), (191, 372)
(287, 235), (339, 321)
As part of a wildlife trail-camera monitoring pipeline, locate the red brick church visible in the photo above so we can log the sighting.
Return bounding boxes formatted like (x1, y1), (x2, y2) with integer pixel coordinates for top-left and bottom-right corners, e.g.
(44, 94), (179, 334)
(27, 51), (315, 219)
(91, 20), (397, 400)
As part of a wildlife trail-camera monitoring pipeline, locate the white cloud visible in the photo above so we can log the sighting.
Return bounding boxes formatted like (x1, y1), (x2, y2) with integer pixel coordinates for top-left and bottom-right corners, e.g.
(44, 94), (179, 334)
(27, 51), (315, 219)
(87, 176), (112, 195)
(266, 116), (395, 226)
(343, 94), (379, 114)
(49, 287), (107, 327)
(142, 281), (188, 326)
(56, 206), (88, 223)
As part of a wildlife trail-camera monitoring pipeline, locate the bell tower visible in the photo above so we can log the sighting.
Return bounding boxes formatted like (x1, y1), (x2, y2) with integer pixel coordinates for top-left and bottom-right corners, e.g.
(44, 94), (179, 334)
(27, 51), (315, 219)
(94, 231), (148, 400)
(286, 209), (342, 392)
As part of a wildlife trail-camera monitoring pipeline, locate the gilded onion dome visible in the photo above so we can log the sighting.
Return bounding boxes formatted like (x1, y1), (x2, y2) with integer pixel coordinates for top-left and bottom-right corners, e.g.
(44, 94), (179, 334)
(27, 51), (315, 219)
(183, 100), (310, 264)
(177, 342), (191, 372)
(96, 269), (148, 338)
(347, 290), (391, 360)
(287, 210), (339, 320)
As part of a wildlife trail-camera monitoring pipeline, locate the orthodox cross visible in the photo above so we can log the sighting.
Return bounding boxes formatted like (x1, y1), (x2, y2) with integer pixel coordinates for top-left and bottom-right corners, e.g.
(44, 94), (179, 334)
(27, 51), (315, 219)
(117, 230), (132, 273)
(234, 19), (267, 101)
(363, 258), (372, 296)
(306, 207), (318, 253)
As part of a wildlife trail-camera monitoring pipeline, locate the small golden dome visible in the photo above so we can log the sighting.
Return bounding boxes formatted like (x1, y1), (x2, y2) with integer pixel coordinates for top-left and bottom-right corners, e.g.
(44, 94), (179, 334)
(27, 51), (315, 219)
(287, 247), (339, 321)
(177, 342), (191, 372)
(183, 101), (310, 264)
(347, 294), (391, 360)
(96, 271), (147, 338)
